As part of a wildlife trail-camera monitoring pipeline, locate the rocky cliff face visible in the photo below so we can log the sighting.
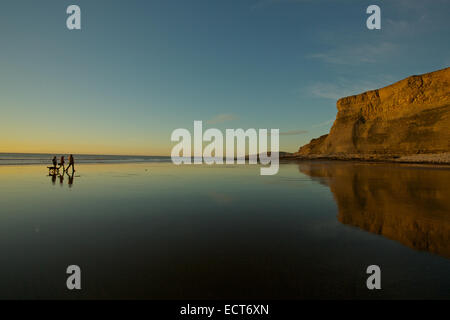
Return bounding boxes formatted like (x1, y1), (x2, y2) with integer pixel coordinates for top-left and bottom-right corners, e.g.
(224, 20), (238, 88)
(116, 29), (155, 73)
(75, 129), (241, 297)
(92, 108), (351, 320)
(298, 67), (450, 156)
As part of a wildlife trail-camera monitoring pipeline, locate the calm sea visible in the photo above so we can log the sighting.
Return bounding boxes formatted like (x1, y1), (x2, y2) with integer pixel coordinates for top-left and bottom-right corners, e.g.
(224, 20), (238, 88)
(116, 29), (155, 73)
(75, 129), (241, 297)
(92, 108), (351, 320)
(0, 153), (171, 165)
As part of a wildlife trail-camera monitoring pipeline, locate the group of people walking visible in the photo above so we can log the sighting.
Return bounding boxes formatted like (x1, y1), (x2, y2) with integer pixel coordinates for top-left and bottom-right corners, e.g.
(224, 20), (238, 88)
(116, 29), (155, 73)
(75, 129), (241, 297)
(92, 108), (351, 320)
(52, 154), (75, 173)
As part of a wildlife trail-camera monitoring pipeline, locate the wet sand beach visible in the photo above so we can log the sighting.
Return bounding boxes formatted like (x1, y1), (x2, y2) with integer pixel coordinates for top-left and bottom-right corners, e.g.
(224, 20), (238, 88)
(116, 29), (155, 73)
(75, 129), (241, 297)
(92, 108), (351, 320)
(0, 162), (449, 299)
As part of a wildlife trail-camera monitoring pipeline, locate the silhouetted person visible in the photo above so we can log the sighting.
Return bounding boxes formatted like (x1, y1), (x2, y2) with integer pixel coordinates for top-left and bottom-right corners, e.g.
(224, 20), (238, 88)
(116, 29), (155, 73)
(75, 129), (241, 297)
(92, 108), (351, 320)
(52, 156), (57, 169)
(59, 156), (65, 172)
(66, 154), (75, 173)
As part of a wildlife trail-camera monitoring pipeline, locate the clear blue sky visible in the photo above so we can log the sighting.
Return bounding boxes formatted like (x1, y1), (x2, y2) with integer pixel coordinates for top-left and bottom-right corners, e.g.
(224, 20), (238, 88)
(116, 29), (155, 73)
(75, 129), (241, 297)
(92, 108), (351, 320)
(1, 0), (449, 155)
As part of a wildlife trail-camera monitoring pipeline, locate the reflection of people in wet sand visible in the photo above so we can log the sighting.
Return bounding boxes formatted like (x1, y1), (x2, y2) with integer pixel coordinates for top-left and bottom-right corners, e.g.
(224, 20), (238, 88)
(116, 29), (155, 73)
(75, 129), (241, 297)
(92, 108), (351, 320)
(51, 173), (57, 185)
(49, 170), (75, 187)
(66, 154), (75, 173)
(67, 170), (74, 187)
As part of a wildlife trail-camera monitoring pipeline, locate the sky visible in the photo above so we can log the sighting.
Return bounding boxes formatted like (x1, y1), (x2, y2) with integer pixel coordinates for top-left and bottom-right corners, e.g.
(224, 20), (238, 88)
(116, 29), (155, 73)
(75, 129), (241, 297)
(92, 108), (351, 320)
(0, 0), (449, 155)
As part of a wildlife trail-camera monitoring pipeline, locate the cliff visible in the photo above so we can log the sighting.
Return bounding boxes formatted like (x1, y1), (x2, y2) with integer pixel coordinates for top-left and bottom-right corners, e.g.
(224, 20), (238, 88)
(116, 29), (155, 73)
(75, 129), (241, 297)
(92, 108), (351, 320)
(297, 67), (450, 160)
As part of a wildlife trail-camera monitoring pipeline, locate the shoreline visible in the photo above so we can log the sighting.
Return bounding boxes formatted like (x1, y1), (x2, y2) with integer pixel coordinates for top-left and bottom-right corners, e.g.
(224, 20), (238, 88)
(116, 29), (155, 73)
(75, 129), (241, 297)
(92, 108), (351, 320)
(280, 152), (450, 165)
(0, 161), (169, 167)
(2, 160), (450, 167)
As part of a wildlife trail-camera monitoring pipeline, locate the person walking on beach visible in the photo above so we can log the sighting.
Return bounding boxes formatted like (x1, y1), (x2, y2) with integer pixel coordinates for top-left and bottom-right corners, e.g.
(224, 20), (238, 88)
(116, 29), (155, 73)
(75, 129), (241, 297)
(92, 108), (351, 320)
(59, 155), (65, 171)
(52, 156), (57, 169)
(66, 154), (75, 173)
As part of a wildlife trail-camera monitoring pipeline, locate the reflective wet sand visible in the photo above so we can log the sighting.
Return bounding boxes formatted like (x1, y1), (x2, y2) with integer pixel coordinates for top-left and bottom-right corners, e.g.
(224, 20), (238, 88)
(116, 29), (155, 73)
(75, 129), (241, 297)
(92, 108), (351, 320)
(0, 162), (449, 299)
(299, 161), (450, 259)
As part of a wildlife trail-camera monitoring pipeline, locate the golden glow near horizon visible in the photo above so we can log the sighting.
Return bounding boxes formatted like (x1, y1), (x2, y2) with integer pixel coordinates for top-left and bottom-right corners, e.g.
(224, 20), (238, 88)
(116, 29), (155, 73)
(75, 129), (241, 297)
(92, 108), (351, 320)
(0, 143), (170, 156)
(0, 137), (170, 156)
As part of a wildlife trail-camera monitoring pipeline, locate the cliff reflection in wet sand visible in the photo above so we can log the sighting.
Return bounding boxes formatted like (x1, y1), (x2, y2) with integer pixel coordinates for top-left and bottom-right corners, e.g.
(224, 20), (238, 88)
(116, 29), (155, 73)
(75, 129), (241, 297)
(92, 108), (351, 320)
(299, 161), (450, 259)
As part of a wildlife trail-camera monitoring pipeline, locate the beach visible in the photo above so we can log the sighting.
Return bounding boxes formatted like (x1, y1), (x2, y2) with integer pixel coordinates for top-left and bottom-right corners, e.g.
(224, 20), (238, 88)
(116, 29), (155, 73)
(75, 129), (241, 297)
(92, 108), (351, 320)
(0, 161), (449, 299)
